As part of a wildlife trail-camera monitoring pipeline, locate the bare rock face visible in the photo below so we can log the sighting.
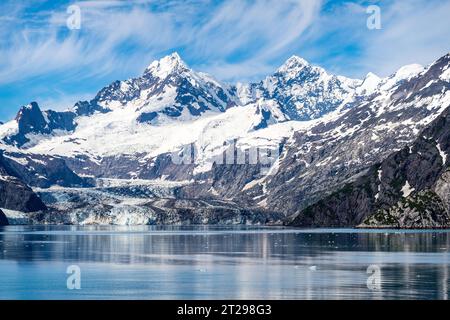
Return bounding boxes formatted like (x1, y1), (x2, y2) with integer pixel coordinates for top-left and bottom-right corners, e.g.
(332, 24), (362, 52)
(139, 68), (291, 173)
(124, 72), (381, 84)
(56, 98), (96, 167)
(287, 169), (379, 227)
(2, 152), (92, 188)
(0, 175), (47, 212)
(358, 106), (450, 229)
(360, 190), (450, 229)
(0, 209), (8, 226)
(0, 152), (47, 212)
(435, 170), (450, 213)
(361, 169), (450, 229)
(4, 102), (77, 147)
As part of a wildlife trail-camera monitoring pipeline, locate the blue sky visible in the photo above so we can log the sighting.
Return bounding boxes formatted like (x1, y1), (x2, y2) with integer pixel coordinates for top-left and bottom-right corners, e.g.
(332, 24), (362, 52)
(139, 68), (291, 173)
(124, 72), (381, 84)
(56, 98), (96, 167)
(0, 0), (450, 121)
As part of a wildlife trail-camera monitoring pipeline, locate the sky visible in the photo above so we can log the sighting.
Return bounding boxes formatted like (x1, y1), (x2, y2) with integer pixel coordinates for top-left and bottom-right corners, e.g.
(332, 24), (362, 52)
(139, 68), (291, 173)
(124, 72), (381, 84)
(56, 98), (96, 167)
(0, 0), (449, 121)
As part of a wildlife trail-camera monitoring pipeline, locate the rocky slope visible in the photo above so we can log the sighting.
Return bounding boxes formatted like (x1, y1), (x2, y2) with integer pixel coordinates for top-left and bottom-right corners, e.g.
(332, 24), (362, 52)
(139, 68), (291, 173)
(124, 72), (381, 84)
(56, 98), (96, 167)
(1, 150), (91, 188)
(361, 189), (450, 229)
(3, 102), (76, 147)
(359, 106), (450, 228)
(0, 152), (47, 216)
(0, 209), (8, 226)
(206, 54), (450, 219)
(290, 102), (450, 228)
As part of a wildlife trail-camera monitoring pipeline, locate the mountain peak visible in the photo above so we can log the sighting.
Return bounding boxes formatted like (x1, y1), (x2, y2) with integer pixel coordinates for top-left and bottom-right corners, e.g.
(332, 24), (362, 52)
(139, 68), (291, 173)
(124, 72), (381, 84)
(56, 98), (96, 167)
(378, 63), (424, 92)
(277, 55), (311, 73)
(286, 55), (310, 66)
(365, 72), (381, 80)
(15, 102), (42, 121)
(25, 101), (40, 110)
(356, 72), (382, 95)
(145, 52), (188, 79)
(394, 64), (424, 79)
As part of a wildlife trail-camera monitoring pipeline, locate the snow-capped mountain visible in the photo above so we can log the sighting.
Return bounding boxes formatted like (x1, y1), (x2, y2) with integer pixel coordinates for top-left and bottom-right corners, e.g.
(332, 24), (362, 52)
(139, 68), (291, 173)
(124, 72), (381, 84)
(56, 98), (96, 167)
(2, 102), (76, 147)
(81, 52), (239, 122)
(240, 56), (362, 121)
(0, 54), (323, 177)
(0, 53), (377, 161)
(0, 53), (239, 147)
(0, 51), (449, 226)
(239, 53), (450, 226)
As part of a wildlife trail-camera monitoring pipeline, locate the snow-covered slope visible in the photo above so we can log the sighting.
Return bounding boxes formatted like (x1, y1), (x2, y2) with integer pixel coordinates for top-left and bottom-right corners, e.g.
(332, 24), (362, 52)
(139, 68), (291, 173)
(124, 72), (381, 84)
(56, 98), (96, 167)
(21, 100), (310, 179)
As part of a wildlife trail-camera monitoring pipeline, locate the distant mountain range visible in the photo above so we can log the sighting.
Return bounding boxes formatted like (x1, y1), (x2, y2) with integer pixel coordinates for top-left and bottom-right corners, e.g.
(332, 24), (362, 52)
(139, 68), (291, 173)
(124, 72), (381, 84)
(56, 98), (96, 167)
(0, 51), (449, 227)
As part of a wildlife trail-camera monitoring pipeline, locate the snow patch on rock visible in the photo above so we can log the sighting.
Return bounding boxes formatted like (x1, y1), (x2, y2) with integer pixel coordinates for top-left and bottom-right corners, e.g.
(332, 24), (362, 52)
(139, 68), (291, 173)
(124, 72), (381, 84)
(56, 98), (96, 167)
(401, 180), (415, 197)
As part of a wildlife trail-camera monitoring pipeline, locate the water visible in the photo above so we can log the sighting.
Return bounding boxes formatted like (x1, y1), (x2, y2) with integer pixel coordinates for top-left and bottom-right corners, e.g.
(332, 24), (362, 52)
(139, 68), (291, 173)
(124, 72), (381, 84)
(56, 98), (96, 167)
(0, 225), (449, 300)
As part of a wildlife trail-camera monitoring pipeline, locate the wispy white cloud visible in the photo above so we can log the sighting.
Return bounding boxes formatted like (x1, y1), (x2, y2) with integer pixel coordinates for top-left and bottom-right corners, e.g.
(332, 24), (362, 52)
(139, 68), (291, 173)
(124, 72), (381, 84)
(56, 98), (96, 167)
(0, 0), (322, 84)
(37, 90), (95, 112)
(0, 1), (179, 83)
(192, 0), (321, 59)
(360, 0), (450, 76)
(300, 0), (450, 78)
(189, 0), (322, 81)
(198, 60), (276, 84)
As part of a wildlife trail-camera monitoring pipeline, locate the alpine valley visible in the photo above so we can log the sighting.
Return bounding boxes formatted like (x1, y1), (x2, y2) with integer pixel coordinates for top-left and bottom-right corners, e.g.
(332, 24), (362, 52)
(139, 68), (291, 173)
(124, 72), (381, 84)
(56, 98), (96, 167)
(0, 52), (449, 228)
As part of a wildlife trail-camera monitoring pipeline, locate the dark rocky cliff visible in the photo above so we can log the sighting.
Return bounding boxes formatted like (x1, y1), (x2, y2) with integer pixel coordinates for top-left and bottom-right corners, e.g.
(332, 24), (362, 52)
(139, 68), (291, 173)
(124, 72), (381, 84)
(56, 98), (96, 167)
(0, 209), (8, 226)
(0, 151), (47, 213)
(290, 105), (450, 228)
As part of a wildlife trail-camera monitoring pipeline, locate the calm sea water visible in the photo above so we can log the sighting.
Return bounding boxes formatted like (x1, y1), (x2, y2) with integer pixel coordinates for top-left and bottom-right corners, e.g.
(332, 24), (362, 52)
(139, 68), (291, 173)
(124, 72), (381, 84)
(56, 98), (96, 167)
(0, 225), (449, 300)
